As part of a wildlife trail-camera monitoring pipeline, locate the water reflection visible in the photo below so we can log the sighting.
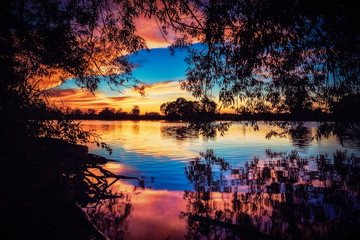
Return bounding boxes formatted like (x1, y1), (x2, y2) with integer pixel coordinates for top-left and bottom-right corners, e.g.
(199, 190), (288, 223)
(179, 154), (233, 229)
(161, 122), (231, 141)
(182, 149), (360, 239)
(79, 121), (360, 239)
(132, 122), (140, 135)
(82, 121), (353, 163)
(264, 121), (360, 149)
(88, 148), (360, 240)
(88, 196), (132, 240)
(86, 181), (188, 240)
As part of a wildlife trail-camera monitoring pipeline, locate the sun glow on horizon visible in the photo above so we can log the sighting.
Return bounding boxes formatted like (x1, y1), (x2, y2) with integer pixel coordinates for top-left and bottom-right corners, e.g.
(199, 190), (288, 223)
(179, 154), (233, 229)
(47, 80), (197, 113)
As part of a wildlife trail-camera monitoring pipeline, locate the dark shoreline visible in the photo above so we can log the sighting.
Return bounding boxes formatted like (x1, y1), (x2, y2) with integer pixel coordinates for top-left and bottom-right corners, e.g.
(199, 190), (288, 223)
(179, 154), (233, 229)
(0, 138), (122, 240)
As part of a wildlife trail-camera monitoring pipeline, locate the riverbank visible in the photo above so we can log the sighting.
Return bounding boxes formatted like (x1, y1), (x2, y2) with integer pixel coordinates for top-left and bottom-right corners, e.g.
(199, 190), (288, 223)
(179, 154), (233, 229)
(0, 138), (127, 240)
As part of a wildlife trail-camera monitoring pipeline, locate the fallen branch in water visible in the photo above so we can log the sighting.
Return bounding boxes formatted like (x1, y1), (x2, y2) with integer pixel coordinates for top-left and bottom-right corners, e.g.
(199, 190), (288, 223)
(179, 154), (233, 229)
(189, 214), (274, 240)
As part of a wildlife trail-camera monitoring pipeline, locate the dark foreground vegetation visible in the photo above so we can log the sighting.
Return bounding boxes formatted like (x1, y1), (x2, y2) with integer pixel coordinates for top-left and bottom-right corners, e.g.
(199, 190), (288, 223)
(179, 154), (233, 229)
(1, 138), (128, 239)
(1, 0), (359, 239)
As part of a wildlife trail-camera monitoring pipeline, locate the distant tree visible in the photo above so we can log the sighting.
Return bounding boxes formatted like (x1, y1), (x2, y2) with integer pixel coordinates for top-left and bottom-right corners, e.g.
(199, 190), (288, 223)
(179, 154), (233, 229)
(115, 108), (123, 115)
(73, 109), (83, 118)
(199, 97), (218, 119)
(98, 108), (116, 120)
(160, 97), (217, 121)
(160, 97), (199, 120)
(87, 109), (97, 116)
(131, 105), (140, 116)
(115, 107), (128, 119)
(145, 112), (160, 116)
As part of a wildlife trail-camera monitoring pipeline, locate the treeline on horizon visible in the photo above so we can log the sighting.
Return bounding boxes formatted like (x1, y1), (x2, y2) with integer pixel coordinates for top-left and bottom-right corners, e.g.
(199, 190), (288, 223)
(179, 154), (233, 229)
(44, 97), (339, 122)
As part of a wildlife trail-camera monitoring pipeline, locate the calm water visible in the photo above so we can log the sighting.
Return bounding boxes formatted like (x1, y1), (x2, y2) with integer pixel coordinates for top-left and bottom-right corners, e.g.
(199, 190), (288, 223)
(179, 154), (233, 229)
(82, 120), (360, 240)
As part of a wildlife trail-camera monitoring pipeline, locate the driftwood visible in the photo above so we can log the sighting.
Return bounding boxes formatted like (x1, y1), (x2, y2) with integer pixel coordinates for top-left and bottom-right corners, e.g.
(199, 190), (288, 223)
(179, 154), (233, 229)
(189, 214), (274, 240)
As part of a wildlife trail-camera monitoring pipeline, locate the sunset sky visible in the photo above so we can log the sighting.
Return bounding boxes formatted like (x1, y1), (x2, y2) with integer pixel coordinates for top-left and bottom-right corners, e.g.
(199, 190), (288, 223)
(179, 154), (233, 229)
(47, 16), (205, 114)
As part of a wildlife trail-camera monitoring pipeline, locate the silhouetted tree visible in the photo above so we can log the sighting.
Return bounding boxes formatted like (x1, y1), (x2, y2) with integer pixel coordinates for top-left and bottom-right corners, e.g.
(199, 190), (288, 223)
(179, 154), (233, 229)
(199, 96), (218, 120)
(98, 107), (116, 120)
(73, 108), (83, 118)
(0, 0), (150, 146)
(131, 105), (140, 117)
(115, 108), (123, 115)
(145, 112), (160, 116)
(87, 108), (97, 116)
(160, 97), (217, 120)
(148, 0), (360, 120)
(161, 97), (199, 119)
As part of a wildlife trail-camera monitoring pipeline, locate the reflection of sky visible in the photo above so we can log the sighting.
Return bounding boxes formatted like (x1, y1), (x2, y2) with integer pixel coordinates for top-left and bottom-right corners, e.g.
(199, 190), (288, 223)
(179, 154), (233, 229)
(83, 121), (359, 191)
(85, 120), (360, 239)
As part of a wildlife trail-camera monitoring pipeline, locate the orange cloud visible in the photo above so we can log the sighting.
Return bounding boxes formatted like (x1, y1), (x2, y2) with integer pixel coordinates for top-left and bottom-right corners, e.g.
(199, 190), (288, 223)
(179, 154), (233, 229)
(46, 80), (195, 113)
(134, 11), (200, 49)
(47, 88), (136, 111)
(135, 16), (172, 49)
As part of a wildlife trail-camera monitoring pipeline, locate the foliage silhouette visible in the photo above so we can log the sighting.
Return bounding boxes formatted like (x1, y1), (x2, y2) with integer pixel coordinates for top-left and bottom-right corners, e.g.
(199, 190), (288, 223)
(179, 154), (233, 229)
(0, 0), (152, 147)
(149, 0), (360, 120)
(2, 0), (359, 141)
(99, 107), (117, 120)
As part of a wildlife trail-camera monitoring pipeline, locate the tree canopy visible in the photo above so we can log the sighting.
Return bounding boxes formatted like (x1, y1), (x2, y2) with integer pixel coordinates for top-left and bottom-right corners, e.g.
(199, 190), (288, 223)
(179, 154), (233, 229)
(1, 0), (359, 144)
(0, 0), (150, 143)
(152, 0), (360, 119)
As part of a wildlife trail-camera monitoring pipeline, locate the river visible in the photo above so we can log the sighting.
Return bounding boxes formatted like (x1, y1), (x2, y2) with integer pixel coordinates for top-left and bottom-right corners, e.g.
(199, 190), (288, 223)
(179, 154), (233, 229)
(81, 120), (360, 240)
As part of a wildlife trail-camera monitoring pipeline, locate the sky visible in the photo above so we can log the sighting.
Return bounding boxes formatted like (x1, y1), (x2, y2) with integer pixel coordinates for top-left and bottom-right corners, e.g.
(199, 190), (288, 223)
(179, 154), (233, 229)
(46, 15), (206, 114)
(48, 47), (197, 113)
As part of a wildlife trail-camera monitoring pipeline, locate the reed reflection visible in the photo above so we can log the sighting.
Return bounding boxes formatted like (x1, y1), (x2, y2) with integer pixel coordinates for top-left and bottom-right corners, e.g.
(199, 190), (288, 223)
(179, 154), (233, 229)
(183, 149), (360, 239)
(87, 196), (132, 240)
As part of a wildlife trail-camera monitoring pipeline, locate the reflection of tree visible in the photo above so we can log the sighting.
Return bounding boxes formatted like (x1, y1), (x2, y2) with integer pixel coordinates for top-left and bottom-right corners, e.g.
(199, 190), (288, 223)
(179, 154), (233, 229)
(185, 150), (230, 193)
(263, 121), (360, 148)
(315, 122), (360, 146)
(182, 149), (360, 239)
(161, 120), (359, 151)
(264, 121), (313, 149)
(161, 120), (315, 150)
(161, 122), (231, 140)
